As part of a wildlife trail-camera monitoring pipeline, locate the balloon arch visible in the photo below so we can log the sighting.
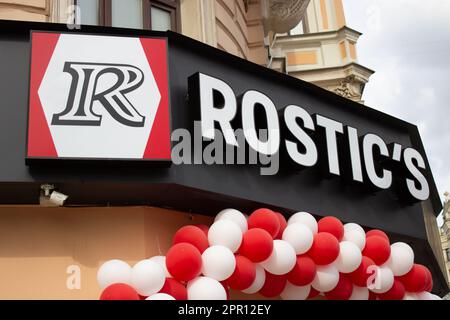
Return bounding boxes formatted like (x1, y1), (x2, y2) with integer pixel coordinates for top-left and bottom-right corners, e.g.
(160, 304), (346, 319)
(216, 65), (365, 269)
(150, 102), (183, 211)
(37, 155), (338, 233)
(97, 209), (441, 300)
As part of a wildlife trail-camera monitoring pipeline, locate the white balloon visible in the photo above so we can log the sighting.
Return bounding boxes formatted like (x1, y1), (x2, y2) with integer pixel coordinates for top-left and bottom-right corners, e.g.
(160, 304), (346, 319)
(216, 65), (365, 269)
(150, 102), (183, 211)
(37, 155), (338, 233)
(384, 242), (414, 276)
(187, 276), (227, 300)
(343, 223), (366, 251)
(280, 282), (311, 300)
(403, 292), (419, 300)
(287, 212), (318, 234)
(215, 208), (248, 233)
(429, 294), (442, 300)
(131, 259), (165, 296)
(97, 259), (131, 289)
(416, 291), (442, 300)
(145, 293), (175, 300)
(311, 264), (339, 292)
(242, 264), (266, 294)
(202, 245), (236, 281)
(416, 291), (432, 300)
(148, 256), (171, 278)
(368, 266), (394, 294)
(335, 241), (362, 273)
(208, 219), (242, 253)
(349, 285), (369, 300)
(282, 223), (313, 255)
(260, 240), (296, 275)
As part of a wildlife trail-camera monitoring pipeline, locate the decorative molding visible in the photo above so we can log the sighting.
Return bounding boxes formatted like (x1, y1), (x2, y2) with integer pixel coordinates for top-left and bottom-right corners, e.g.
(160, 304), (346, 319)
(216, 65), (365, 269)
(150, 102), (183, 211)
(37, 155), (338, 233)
(243, 0), (249, 12)
(333, 75), (360, 100)
(261, 0), (310, 35)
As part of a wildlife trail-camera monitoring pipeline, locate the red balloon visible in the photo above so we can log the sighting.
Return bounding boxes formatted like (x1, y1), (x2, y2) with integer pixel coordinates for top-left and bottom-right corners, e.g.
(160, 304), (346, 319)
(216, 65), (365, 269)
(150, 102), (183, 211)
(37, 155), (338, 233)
(274, 212), (287, 239)
(138, 295), (147, 300)
(318, 216), (344, 241)
(247, 208), (280, 239)
(307, 287), (320, 299)
(307, 232), (340, 265)
(424, 267), (433, 292)
(349, 256), (376, 287)
(378, 279), (405, 300)
(325, 274), (353, 300)
(166, 243), (202, 282)
(194, 224), (210, 237)
(362, 236), (391, 265)
(259, 272), (287, 298)
(287, 255), (317, 286)
(238, 228), (274, 262)
(366, 229), (389, 242)
(226, 255), (256, 290)
(173, 225), (209, 253)
(159, 278), (188, 300)
(368, 291), (378, 300)
(397, 264), (429, 292)
(100, 283), (139, 300)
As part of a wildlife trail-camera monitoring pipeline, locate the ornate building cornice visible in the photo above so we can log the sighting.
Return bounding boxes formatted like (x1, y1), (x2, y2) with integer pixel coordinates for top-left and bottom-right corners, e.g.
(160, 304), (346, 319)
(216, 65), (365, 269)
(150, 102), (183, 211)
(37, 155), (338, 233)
(261, 0), (311, 35)
(334, 75), (360, 100)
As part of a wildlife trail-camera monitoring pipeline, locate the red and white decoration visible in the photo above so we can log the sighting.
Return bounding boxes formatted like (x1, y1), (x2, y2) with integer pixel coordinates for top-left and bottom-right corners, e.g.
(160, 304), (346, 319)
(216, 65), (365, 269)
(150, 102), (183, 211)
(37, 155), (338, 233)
(96, 208), (442, 300)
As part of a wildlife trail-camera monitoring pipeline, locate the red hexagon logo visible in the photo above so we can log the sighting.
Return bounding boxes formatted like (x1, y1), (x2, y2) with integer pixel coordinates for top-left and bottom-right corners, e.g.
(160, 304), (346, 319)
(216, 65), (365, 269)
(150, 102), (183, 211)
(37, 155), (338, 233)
(27, 32), (171, 162)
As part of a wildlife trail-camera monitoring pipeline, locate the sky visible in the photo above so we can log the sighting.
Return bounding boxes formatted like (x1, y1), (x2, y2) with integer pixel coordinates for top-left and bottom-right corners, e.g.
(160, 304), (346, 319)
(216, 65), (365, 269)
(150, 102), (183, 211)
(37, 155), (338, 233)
(343, 0), (450, 225)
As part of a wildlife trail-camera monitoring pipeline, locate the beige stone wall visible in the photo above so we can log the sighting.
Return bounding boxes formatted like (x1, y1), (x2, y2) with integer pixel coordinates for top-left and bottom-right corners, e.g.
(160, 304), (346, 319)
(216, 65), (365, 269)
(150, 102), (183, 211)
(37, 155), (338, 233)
(215, 0), (266, 64)
(181, 0), (267, 65)
(440, 196), (450, 289)
(0, 0), (50, 22)
(1, 0), (268, 65)
(422, 200), (450, 290)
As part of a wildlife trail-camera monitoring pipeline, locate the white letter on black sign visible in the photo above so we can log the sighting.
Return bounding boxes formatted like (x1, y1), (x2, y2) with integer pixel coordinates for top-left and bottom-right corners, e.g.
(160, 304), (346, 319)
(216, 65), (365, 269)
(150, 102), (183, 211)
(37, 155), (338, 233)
(241, 90), (280, 156)
(198, 73), (238, 146)
(284, 105), (317, 167)
(315, 115), (344, 176)
(363, 134), (392, 189)
(346, 126), (363, 183)
(404, 148), (429, 201)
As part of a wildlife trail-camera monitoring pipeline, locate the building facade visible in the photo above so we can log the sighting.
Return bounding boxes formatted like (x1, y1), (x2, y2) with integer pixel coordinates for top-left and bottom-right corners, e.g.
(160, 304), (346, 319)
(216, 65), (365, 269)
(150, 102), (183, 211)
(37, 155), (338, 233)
(440, 192), (450, 296)
(0, 1), (447, 300)
(270, 0), (373, 103)
(0, 0), (372, 102)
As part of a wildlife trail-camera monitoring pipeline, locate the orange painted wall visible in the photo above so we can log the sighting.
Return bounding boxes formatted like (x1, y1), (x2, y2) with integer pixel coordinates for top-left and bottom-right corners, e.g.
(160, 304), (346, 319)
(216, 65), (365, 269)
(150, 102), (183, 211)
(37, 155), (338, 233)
(0, 206), (276, 300)
(0, 206), (213, 299)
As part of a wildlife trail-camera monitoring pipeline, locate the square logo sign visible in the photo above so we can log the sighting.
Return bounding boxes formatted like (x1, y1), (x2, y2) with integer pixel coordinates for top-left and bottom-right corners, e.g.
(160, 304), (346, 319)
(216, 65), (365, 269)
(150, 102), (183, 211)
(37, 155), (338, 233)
(27, 32), (171, 162)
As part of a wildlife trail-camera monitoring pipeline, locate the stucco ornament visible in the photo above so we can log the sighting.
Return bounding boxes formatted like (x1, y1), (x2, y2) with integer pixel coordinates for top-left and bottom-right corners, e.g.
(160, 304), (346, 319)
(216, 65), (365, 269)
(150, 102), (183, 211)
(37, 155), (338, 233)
(334, 75), (361, 100)
(261, 0), (311, 35)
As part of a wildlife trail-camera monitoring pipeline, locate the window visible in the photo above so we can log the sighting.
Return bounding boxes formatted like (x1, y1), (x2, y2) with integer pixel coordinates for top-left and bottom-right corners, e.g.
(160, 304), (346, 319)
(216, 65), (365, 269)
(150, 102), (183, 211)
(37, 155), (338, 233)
(447, 248), (450, 262)
(111, 0), (143, 29)
(76, 0), (180, 31)
(150, 6), (172, 31)
(77, 0), (100, 26)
